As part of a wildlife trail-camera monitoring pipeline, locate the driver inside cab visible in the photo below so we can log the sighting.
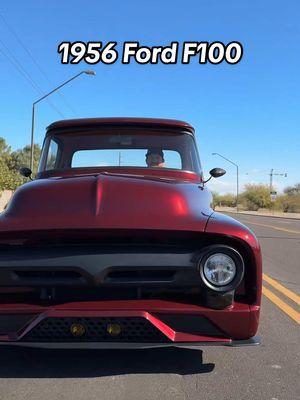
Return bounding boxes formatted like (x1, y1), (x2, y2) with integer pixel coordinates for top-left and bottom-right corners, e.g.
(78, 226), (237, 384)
(145, 148), (165, 168)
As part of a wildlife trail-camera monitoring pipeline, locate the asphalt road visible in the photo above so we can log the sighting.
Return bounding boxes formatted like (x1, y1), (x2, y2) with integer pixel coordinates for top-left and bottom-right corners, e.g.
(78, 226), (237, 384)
(0, 213), (299, 400)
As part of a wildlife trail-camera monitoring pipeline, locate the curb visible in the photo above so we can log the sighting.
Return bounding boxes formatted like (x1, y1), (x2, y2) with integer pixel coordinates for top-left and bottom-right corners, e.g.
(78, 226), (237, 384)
(219, 210), (300, 221)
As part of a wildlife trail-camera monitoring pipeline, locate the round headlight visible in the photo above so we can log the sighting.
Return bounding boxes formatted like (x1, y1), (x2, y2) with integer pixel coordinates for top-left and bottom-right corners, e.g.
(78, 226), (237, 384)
(203, 253), (236, 286)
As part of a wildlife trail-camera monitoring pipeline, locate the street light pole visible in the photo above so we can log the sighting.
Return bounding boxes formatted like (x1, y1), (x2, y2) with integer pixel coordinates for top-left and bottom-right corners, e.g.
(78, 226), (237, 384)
(30, 103), (36, 172)
(30, 70), (96, 171)
(212, 152), (239, 213)
(236, 164), (239, 212)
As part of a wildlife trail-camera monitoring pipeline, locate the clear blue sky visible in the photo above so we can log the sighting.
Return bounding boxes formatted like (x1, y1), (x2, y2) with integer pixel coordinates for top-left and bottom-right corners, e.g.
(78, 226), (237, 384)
(0, 0), (299, 193)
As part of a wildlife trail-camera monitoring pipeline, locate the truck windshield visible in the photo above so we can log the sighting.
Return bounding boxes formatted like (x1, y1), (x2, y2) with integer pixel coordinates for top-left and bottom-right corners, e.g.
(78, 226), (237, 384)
(39, 128), (202, 175)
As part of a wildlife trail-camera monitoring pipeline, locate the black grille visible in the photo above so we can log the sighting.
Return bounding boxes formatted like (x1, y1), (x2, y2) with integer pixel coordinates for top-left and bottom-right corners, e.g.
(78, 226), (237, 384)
(22, 317), (170, 343)
(0, 314), (37, 334)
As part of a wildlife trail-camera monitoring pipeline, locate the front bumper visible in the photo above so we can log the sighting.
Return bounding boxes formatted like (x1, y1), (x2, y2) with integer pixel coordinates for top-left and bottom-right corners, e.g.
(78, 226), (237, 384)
(0, 299), (260, 348)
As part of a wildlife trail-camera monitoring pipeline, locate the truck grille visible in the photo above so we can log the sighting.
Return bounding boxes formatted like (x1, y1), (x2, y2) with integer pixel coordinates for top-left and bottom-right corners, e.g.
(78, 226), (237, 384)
(21, 317), (170, 343)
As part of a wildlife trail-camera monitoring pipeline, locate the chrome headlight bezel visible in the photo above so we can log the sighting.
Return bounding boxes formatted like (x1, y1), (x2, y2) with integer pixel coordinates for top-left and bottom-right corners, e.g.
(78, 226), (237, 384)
(198, 245), (245, 292)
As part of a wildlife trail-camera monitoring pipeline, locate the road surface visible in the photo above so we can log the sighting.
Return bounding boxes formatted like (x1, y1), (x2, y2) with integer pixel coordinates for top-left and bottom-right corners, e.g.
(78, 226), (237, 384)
(0, 213), (299, 400)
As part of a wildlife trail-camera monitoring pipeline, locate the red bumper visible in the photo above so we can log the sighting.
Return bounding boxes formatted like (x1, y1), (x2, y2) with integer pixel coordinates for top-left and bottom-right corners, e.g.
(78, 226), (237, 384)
(0, 300), (261, 348)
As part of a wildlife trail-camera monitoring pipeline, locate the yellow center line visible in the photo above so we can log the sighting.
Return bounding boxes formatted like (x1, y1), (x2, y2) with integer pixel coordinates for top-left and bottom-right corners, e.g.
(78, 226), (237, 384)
(262, 286), (300, 324)
(263, 274), (300, 306)
(243, 220), (300, 235)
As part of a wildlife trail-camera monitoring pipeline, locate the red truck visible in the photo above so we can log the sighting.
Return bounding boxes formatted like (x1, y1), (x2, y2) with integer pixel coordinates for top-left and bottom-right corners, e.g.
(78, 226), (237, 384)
(0, 118), (261, 348)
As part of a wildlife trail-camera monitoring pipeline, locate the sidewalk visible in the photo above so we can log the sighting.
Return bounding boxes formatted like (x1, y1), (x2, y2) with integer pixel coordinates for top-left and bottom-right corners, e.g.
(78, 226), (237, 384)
(215, 206), (300, 220)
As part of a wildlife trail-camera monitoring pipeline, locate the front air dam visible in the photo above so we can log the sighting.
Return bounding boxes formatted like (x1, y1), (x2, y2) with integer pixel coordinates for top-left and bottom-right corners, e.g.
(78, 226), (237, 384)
(0, 300), (261, 348)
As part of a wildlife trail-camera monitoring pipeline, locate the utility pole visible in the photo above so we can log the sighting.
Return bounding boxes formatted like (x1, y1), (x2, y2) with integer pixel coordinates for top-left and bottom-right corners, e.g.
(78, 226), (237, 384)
(269, 169), (287, 193)
(269, 169), (287, 214)
(269, 168), (274, 194)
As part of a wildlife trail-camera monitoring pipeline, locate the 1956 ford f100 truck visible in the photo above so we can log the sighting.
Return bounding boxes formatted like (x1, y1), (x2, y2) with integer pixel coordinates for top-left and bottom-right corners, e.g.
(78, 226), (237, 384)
(0, 117), (261, 348)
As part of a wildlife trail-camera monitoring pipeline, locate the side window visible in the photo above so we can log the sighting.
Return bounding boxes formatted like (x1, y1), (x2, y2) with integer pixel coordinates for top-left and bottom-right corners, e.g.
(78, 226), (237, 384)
(46, 140), (58, 170)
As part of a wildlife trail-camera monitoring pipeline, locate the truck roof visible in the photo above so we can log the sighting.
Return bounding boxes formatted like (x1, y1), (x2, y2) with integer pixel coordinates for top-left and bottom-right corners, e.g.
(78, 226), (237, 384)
(47, 117), (195, 134)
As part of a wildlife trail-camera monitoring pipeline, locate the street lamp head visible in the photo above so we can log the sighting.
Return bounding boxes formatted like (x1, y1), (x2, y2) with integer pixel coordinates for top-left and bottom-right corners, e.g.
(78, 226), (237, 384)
(212, 153), (217, 155)
(84, 70), (96, 76)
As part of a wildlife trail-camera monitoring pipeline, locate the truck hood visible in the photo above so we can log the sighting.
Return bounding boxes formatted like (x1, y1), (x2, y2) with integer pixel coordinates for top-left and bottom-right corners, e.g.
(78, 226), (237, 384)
(0, 172), (213, 233)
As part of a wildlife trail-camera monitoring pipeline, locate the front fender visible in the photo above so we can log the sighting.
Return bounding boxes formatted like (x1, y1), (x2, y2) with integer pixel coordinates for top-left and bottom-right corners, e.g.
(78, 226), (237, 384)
(205, 211), (262, 336)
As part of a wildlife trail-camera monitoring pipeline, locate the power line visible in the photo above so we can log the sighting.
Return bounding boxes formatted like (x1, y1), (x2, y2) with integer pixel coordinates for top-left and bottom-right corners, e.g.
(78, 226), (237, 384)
(0, 37), (65, 117)
(0, 13), (76, 116)
(0, 45), (39, 93)
(0, 38), (43, 94)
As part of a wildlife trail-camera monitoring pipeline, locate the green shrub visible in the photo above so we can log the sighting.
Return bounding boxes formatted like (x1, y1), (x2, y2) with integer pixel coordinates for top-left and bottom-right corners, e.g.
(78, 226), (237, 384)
(0, 137), (41, 190)
(212, 192), (236, 208)
(240, 184), (272, 211)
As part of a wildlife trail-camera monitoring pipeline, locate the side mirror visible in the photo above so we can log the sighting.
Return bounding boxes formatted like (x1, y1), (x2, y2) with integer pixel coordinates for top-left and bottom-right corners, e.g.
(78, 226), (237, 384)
(19, 167), (32, 179)
(209, 167), (226, 178)
(204, 167), (226, 183)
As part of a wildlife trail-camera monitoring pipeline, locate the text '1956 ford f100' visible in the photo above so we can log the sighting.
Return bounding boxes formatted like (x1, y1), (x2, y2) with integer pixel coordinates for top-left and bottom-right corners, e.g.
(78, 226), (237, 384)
(0, 118), (261, 348)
